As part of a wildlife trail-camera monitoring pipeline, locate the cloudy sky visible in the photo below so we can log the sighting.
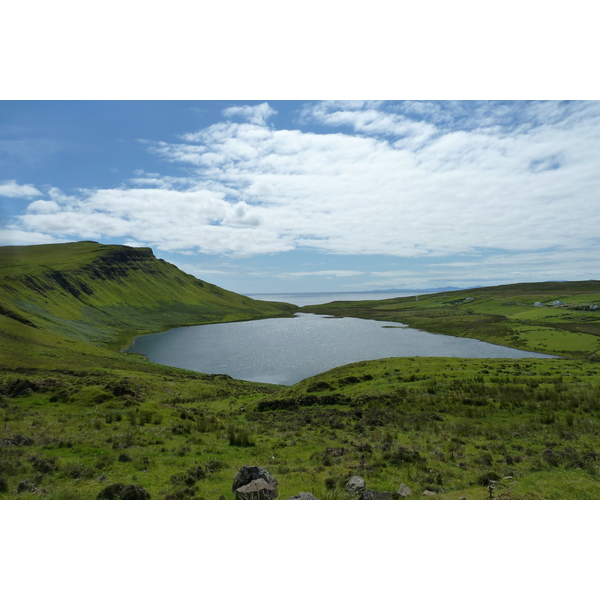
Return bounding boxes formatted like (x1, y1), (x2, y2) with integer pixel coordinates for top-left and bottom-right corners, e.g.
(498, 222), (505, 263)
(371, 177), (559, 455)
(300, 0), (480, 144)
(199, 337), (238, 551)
(1, 100), (599, 293)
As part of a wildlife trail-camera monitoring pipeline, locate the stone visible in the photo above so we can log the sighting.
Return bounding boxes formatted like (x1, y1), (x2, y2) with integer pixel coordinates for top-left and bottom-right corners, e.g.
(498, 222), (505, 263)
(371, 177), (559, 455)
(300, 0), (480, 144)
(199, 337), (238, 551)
(359, 490), (400, 500)
(287, 492), (318, 500)
(398, 483), (413, 497)
(232, 465), (277, 494)
(345, 476), (366, 495)
(235, 478), (277, 500)
(422, 490), (437, 497)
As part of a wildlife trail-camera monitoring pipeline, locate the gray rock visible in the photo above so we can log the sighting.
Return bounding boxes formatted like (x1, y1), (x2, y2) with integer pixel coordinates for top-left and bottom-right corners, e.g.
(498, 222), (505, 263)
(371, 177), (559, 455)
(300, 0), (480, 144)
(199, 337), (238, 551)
(398, 483), (413, 497)
(232, 465), (278, 494)
(345, 476), (366, 494)
(422, 490), (437, 497)
(287, 492), (318, 500)
(235, 478), (278, 500)
(359, 489), (400, 500)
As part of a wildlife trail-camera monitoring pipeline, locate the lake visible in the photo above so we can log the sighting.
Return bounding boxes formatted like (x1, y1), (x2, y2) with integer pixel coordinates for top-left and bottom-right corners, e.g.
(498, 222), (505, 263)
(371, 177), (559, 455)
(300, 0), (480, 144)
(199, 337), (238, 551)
(247, 291), (425, 307)
(125, 312), (556, 385)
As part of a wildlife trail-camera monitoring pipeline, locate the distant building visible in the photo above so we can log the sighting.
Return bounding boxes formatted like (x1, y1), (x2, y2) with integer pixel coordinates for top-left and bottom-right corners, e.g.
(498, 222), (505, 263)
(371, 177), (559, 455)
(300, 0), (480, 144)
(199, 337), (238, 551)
(553, 301), (564, 306)
(465, 297), (473, 301)
(590, 305), (599, 310)
(534, 302), (543, 306)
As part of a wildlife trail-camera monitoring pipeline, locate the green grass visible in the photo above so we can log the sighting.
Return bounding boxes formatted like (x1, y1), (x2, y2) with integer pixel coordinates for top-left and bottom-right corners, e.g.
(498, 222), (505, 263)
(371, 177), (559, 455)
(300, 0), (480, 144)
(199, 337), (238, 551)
(299, 280), (600, 359)
(1, 244), (599, 499)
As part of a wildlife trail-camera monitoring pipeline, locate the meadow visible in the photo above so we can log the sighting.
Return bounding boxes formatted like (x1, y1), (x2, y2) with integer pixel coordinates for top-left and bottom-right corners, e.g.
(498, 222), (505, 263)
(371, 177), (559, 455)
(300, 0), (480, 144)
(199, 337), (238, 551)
(1, 243), (599, 499)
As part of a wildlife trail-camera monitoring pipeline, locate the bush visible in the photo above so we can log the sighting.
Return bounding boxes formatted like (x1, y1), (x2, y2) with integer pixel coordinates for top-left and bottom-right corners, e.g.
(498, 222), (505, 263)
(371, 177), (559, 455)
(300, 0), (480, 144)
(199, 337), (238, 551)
(477, 472), (500, 486)
(228, 426), (255, 447)
(97, 483), (151, 500)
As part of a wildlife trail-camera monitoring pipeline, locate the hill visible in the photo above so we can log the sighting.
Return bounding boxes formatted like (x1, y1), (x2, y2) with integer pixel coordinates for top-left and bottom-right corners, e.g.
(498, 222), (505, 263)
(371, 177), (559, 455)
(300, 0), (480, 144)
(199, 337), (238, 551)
(300, 280), (600, 359)
(0, 241), (296, 353)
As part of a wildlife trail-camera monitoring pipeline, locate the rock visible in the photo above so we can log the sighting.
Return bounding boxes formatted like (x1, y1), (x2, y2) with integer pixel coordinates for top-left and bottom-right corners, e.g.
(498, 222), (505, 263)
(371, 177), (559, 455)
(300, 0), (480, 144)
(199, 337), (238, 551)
(287, 492), (318, 500)
(235, 478), (278, 500)
(232, 465), (277, 494)
(97, 483), (151, 500)
(345, 476), (366, 495)
(16, 480), (37, 493)
(398, 483), (413, 497)
(422, 490), (437, 497)
(359, 490), (400, 500)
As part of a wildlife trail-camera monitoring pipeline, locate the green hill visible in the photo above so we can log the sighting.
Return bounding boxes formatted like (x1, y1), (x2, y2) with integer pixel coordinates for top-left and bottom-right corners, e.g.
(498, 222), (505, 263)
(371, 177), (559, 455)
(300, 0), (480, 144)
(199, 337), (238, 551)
(0, 241), (296, 352)
(300, 280), (600, 359)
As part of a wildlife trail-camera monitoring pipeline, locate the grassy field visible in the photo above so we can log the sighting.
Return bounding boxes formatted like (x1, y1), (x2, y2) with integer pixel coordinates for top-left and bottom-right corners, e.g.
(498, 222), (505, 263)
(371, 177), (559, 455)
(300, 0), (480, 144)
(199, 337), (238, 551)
(300, 281), (600, 358)
(1, 244), (599, 499)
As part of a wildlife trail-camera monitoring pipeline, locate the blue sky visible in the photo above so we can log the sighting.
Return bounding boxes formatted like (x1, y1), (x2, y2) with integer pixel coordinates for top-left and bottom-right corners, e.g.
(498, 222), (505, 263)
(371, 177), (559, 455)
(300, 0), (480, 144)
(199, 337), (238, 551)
(1, 100), (599, 294)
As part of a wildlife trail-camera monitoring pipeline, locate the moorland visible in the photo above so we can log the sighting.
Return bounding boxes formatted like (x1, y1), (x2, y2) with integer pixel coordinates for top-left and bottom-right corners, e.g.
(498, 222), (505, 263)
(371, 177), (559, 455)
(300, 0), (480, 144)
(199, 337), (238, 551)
(1, 241), (599, 499)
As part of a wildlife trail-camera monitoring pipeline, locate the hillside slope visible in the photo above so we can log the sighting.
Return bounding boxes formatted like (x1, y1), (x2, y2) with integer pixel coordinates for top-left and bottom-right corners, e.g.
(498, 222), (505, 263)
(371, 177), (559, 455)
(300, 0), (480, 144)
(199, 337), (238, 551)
(0, 241), (296, 350)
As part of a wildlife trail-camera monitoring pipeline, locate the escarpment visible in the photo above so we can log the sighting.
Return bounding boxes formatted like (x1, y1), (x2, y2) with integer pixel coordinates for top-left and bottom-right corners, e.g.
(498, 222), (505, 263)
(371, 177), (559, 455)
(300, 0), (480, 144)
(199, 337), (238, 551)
(0, 241), (296, 348)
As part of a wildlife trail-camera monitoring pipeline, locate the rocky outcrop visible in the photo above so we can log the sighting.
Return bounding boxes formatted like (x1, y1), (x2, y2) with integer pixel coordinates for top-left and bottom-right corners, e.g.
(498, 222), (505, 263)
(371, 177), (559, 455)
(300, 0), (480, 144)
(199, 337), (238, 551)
(344, 476), (366, 495)
(235, 479), (278, 500)
(398, 483), (413, 497)
(231, 465), (278, 500)
(287, 492), (318, 500)
(359, 490), (401, 500)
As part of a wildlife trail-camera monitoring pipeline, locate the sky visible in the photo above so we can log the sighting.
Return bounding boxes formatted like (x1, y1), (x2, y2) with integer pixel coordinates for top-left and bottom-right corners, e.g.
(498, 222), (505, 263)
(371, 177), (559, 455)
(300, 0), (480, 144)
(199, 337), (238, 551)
(1, 99), (599, 294)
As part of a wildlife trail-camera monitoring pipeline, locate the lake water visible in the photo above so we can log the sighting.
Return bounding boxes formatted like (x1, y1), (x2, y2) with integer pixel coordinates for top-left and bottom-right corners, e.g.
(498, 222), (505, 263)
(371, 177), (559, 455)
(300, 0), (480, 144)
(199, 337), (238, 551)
(247, 291), (423, 307)
(125, 312), (555, 386)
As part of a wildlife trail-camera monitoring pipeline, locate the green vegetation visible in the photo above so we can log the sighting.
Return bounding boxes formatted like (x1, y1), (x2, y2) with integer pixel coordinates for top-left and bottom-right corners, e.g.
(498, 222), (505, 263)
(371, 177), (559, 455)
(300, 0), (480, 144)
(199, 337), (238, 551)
(1, 244), (599, 499)
(300, 280), (600, 359)
(0, 241), (296, 350)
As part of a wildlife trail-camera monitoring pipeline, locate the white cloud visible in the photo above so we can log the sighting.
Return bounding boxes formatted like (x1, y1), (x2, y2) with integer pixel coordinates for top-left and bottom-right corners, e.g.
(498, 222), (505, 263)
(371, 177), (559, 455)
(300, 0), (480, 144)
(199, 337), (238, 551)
(0, 228), (58, 246)
(10, 102), (600, 270)
(0, 180), (43, 198)
(222, 102), (277, 126)
(27, 200), (60, 214)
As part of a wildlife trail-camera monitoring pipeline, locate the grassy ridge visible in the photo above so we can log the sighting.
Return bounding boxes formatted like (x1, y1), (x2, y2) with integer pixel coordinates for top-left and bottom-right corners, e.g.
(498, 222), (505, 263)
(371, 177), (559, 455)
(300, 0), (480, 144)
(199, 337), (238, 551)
(0, 241), (296, 350)
(299, 280), (600, 358)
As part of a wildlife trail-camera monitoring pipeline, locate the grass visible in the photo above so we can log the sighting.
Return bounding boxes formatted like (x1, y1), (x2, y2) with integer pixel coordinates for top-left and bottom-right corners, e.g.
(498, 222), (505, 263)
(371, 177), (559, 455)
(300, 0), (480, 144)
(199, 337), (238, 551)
(1, 243), (599, 499)
(299, 280), (600, 359)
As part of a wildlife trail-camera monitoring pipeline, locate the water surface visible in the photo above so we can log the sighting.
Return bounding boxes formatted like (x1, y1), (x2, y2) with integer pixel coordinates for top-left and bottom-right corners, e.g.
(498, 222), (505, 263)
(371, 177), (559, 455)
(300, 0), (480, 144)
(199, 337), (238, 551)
(126, 312), (555, 385)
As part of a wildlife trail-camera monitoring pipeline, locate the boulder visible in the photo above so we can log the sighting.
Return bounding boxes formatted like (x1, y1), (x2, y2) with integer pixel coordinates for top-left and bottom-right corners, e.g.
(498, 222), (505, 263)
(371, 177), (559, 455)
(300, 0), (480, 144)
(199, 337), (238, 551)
(422, 490), (437, 498)
(287, 492), (318, 500)
(359, 490), (400, 500)
(398, 483), (413, 497)
(345, 476), (366, 495)
(232, 465), (277, 494)
(235, 478), (277, 500)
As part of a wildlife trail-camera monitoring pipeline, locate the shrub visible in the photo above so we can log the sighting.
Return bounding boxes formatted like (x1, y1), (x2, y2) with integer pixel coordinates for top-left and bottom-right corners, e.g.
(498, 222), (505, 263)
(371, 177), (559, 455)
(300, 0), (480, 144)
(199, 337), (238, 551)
(97, 483), (151, 500)
(383, 445), (425, 465)
(64, 462), (95, 479)
(227, 426), (255, 447)
(477, 472), (500, 486)
(29, 455), (58, 474)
